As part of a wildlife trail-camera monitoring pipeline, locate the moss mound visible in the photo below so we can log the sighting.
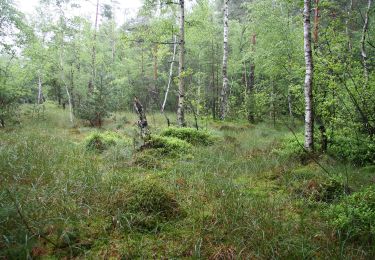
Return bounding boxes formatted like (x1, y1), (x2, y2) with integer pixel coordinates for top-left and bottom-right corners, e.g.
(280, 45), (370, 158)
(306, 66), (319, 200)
(132, 150), (162, 169)
(143, 134), (191, 154)
(160, 127), (215, 146)
(294, 178), (350, 203)
(84, 131), (128, 152)
(113, 180), (183, 231)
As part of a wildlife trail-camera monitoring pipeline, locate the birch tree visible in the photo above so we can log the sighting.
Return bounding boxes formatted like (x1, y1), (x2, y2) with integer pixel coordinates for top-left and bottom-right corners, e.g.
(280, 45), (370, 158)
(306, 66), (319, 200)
(219, 0), (229, 120)
(162, 35), (177, 113)
(303, 0), (314, 151)
(177, 0), (186, 126)
(360, 0), (372, 85)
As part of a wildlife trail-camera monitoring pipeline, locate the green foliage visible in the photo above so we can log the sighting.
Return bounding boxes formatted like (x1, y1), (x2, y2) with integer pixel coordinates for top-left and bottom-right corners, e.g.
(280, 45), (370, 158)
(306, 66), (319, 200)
(84, 131), (128, 152)
(74, 83), (111, 127)
(326, 186), (375, 243)
(272, 133), (304, 158)
(160, 127), (215, 146)
(144, 134), (191, 155)
(329, 133), (375, 166)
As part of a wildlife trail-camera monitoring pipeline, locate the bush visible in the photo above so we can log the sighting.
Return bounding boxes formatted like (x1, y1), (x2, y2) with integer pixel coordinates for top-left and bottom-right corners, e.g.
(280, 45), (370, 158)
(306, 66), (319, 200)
(326, 186), (375, 243)
(143, 134), (191, 154)
(113, 180), (183, 231)
(160, 127), (215, 146)
(272, 133), (304, 158)
(84, 131), (128, 152)
(329, 134), (375, 166)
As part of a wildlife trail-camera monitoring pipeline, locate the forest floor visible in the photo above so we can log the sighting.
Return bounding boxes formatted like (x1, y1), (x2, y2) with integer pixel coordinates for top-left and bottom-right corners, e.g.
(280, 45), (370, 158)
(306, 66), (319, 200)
(1, 102), (374, 259)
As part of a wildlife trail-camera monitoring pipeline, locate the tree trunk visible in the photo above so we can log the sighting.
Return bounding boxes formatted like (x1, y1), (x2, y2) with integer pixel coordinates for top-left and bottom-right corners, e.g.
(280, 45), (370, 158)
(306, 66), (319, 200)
(219, 0), (229, 120)
(134, 97), (149, 138)
(89, 0), (100, 93)
(346, 0), (354, 51)
(211, 39), (216, 119)
(248, 34), (256, 123)
(151, 44), (159, 107)
(37, 73), (43, 104)
(304, 0), (314, 151)
(59, 52), (74, 124)
(313, 0), (320, 46)
(361, 0), (372, 85)
(162, 35), (177, 112)
(177, 0), (186, 126)
(287, 87), (293, 118)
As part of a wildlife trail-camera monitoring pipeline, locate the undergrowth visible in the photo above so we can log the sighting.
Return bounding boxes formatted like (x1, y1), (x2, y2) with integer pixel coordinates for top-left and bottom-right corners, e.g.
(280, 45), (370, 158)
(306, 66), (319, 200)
(0, 104), (374, 258)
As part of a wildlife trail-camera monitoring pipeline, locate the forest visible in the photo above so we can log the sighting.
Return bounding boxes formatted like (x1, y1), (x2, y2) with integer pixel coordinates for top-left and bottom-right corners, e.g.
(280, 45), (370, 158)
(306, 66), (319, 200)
(1, 0), (375, 258)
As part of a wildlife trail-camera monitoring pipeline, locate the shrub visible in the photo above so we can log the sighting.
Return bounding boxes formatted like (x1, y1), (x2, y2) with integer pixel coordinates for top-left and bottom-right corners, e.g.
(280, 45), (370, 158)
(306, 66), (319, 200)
(143, 134), (191, 154)
(326, 186), (375, 243)
(160, 127), (215, 146)
(113, 180), (183, 231)
(272, 133), (304, 158)
(329, 134), (375, 166)
(84, 131), (128, 152)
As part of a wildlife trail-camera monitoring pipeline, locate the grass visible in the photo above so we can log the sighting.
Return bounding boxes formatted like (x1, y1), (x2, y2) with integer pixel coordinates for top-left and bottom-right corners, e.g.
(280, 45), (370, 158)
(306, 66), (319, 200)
(0, 102), (374, 258)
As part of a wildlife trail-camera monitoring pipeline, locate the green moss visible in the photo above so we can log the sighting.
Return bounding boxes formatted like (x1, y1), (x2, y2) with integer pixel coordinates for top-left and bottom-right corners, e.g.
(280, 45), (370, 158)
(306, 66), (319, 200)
(160, 127), (215, 146)
(84, 131), (130, 152)
(144, 134), (191, 154)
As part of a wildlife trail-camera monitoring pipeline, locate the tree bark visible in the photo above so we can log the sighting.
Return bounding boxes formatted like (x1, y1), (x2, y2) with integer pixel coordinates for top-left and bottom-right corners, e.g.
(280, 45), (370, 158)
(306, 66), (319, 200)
(177, 0), (186, 126)
(59, 52), (74, 124)
(89, 0), (100, 93)
(219, 0), (230, 120)
(134, 97), (149, 138)
(361, 0), (372, 85)
(162, 35), (177, 112)
(346, 0), (354, 51)
(248, 34), (256, 123)
(37, 73), (43, 104)
(304, 0), (314, 151)
(313, 0), (320, 46)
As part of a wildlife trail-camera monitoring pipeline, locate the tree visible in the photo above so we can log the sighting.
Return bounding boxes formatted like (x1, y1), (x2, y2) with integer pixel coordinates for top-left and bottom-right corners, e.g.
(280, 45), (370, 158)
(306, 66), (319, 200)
(303, 0), (314, 151)
(177, 0), (186, 126)
(219, 0), (230, 120)
(360, 0), (372, 85)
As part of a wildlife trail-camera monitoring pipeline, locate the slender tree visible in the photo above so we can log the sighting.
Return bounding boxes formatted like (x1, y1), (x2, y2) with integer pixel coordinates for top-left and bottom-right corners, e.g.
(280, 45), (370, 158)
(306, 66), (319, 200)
(89, 0), (100, 93)
(303, 0), (314, 151)
(177, 0), (186, 126)
(313, 0), (319, 45)
(360, 0), (372, 85)
(219, 0), (229, 120)
(248, 33), (256, 123)
(162, 35), (177, 113)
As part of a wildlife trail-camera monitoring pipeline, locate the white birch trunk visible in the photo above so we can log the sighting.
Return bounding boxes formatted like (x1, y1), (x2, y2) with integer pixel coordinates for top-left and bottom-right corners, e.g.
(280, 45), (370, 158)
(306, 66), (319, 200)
(219, 0), (229, 120)
(162, 35), (177, 112)
(37, 73), (43, 104)
(59, 51), (74, 124)
(288, 86), (293, 118)
(304, 0), (314, 151)
(361, 0), (372, 85)
(177, 0), (186, 126)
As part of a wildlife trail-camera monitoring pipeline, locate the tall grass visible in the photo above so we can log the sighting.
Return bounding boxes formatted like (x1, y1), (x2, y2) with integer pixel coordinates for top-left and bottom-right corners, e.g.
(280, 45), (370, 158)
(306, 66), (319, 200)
(0, 103), (373, 258)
